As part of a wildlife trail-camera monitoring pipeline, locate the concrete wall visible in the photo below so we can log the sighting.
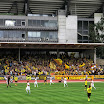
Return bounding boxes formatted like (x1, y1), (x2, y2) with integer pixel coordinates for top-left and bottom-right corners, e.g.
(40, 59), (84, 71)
(58, 10), (77, 43)
(94, 13), (103, 24)
(58, 10), (66, 43)
(80, 49), (95, 62)
(83, 49), (93, 59)
(66, 16), (77, 43)
(96, 59), (104, 65)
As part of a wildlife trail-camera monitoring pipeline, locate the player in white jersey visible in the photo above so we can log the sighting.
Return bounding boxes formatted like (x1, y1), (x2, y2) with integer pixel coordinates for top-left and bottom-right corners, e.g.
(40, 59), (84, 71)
(5, 75), (11, 88)
(64, 77), (68, 87)
(26, 81), (30, 94)
(91, 79), (96, 90)
(50, 77), (54, 85)
(34, 78), (38, 87)
(10, 76), (13, 83)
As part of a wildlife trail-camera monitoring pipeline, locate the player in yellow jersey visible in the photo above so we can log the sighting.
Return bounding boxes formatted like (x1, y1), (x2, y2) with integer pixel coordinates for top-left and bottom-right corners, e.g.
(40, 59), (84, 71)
(85, 79), (87, 90)
(87, 85), (92, 101)
(14, 76), (18, 86)
(44, 76), (48, 85)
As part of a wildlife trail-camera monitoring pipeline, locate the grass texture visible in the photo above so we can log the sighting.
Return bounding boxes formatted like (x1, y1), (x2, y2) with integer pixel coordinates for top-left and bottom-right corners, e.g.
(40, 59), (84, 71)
(0, 82), (104, 104)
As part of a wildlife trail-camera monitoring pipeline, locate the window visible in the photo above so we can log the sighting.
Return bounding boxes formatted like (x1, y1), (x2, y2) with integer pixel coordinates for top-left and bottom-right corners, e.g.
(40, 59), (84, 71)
(78, 21), (82, 30)
(22, 34), (25, 38)
(83, 36), (88, 40)
(44, 20), (49, 27)
(78, 34), (82, 40)
(33, 32), (37, 37)
(0, 19), (3, 26)
(28, 20), (32, 26)
(49, 20), (57, 28)
(33, 20), (36, 26)
(83, 21), (88, 30)
(28, 31), (41, 37)
(16, 19), (21, 26)
(5, 20), (16, 26)
(4, 31), (8, 38)
(41, 20), (44, 27)
(0, 31), (3, 37)
(21, 21), (26, 26)
(37, 32), (41, 37)
(49, 32), (58, 39)
(83, 31), (88, 35)
(37, 20), (40, 26)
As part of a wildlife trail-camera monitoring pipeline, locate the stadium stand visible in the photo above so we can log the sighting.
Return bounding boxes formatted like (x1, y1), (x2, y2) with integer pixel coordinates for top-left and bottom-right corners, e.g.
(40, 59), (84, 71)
(0, 53), (103, 76)
(0, 0), (103, 78)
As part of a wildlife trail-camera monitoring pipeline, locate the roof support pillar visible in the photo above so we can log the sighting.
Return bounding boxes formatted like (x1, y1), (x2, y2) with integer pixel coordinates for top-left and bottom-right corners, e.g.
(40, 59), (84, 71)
(57, 49), (60, 58)
(103, 3), (104, 17)
(18, 48), (20, 62)
(94, 48), (96, 64)
(65, 0), (70, 17)
(23, 0), (29, 16)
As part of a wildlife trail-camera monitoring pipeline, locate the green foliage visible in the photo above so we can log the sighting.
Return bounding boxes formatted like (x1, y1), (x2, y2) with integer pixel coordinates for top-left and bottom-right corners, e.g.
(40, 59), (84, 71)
(89, 24), (97, 42)
(89, 17), (104, 58)
(0, 82), (104, 104)
(89, 17), (104, 43)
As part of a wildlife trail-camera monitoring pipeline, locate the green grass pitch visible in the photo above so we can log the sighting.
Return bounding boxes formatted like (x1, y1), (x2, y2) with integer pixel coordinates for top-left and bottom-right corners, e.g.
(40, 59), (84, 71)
(0, 82), (104, 104)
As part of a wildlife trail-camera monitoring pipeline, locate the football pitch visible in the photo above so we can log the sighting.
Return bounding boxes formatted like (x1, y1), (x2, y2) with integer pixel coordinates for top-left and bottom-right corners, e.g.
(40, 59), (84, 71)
(0, 82), (104, 104)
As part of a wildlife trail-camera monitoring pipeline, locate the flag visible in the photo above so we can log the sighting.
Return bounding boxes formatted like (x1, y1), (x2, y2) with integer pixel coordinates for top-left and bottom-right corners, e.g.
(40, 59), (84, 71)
(79, 63), (85, 67)
(54, 59), (62, 65)
(65, 64), (70, 69)
(49, 62), (56, 70)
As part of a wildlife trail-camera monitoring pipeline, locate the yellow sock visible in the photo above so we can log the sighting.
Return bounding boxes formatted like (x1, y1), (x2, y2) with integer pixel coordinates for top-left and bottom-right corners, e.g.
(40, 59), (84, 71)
(88, 98), (90, 101)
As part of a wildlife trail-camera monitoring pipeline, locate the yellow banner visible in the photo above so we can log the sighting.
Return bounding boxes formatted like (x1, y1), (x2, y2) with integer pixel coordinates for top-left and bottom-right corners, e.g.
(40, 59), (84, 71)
(55, 75), (94, 80)
(95, 75), (104, 78)
(0, 77), (5, 80)
(26, 75), (31, 80)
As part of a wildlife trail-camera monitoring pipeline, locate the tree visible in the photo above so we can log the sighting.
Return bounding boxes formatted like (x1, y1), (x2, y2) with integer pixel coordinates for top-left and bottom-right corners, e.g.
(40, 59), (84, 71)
(95, 17), (104, 43)
(89, 17), (104, 43)
(89, 17), (104, 58)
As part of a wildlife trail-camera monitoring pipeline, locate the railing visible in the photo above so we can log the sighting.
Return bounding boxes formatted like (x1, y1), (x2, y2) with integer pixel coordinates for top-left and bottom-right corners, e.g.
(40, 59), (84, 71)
(0, 26), (58, 31)
(0, 37), (58, 43)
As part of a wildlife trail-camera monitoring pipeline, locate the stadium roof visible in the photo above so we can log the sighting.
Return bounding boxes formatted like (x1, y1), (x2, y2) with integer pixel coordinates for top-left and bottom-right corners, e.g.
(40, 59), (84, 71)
(0, 42), (104, 49)
(0, 0), (103, 18)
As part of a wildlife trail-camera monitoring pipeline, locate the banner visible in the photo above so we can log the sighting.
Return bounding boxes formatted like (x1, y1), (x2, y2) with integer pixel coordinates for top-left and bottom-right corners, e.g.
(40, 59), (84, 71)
(0, 76), (5, 80)
(39, 75), (46, 80)
(26, 75), (31, 80)
(54, 75), (94, 80)
(95, 75), (104, 79)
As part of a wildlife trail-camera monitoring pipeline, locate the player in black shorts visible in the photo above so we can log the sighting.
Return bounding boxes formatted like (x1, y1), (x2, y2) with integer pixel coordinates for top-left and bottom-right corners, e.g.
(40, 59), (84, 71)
(44, 76), (48, 85)
(87, 85), (92, 101)
(6, 75), (11, 88)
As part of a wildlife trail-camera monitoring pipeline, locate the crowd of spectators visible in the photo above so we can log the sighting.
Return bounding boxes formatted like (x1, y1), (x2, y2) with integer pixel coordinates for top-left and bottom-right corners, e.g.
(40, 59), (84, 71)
(0, 53), (104, 76)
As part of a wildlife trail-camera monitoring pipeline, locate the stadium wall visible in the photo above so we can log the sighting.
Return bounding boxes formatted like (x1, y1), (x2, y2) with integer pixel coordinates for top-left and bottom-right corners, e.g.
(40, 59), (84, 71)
(94, 13), (103, 24)
(58, 10), (66, 43)
(58, 10), (77, 43)
(96, 59), (104, 66)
